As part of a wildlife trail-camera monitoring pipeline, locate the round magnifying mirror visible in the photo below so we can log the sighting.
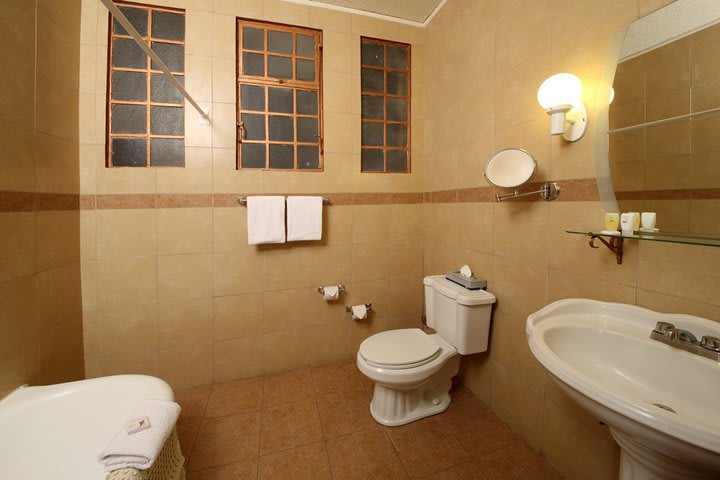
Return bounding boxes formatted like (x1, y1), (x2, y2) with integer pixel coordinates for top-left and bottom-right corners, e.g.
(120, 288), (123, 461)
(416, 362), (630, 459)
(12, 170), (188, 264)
(483, 148), (537, 188)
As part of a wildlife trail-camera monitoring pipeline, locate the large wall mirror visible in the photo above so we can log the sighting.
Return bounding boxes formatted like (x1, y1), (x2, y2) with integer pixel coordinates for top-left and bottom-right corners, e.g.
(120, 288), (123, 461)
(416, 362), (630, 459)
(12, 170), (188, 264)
(604, 0), (720, 237)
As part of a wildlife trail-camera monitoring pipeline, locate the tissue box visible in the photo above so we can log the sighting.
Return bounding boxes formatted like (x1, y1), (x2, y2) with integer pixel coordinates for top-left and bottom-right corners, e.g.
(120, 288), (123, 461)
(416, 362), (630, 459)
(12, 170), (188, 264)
(445, 271), (487, 290)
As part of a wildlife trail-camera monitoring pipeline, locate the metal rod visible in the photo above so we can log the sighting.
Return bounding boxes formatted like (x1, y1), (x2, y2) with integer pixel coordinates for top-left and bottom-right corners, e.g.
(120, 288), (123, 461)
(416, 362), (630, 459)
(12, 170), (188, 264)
(608, 105), (720, 134)
(99, 0), (211, 123)
(238, 196), (331, 205)
(495, 182), (560, 202)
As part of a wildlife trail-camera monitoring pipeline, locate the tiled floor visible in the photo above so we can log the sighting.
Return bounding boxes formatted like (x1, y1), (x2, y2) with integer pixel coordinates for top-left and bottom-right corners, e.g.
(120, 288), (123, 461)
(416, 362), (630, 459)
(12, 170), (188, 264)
(175, 360), (561, 480)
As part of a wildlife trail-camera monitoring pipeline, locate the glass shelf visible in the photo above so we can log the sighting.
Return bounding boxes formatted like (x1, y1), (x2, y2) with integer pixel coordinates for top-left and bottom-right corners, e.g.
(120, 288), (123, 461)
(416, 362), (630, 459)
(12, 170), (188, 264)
(566, 230), (720, 248)
(566, 230), (720, 265)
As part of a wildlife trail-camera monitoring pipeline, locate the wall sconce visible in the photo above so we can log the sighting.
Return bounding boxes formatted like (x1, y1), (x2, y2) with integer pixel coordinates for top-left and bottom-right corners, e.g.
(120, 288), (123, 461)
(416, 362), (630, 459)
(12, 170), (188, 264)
(537, 73), (588, 142)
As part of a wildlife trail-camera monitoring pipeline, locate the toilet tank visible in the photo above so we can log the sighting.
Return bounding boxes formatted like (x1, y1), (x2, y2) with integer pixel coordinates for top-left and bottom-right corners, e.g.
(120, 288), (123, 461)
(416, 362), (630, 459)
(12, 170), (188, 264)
(423, 275), (496, 354)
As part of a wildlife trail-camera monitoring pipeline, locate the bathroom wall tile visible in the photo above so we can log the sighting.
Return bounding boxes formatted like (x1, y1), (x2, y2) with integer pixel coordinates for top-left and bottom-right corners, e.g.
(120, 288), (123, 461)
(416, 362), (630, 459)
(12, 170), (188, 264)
(36, 316), (84, 385)
(212, 206), (249, 253)
(0, 275), (40, 350)
(97, 302), (158, 356)
(262, 330), (308, 375)
(351, 243), (390, 282)
(351, 205), (392, 244)
(211, 13), (235, 60)
(490, 362), (543, 451)
(636, 289), (720, 323)
(158, 298), (212, 348)
(37, 263), (82, 329)
(213, 293), (264, 341)
(96, 163), (157, 195)
(263, 288), (319, 334)
(457, 203), (493, 254)
(157, 147), (213, 194)
(0, 122), (35, 192)
(212, 57), (236, 104)
(547, 269), (636, 304)
(36, 211), (80, 271)
(489, 308), (545, 393)
(80, 260), (97, 309)
(307, 244), (352, 288)
(211, 102), (237, 149)
(644, 37), (690, 122)
(492, 201), (549, 266)
(213, 0), (262, 16)
(261, 0), (309, 25)
(492, 256), (547, 320)
(691, 23), (720, 112)
(157, 208), (213, 255)
(609, 56), (645, 130)
(387, 241), (423, 279)
(213, 251), (265, 296)
(185, 55), (213, 103)
(263, 246), (314, 290)
(456, 353), (493, 408)
(96, 256), (157, 308)
(159, 341), (214, 389)
(98, 351), (160, 378)
(213, 336), (264, 382)
(35, 132), (79, 194)
(186, 10), (213, 57)
(303, 322), (349, 367)
(0, 213), (36, 282)
(390, 204), (423, 243)
(157, 253), (213, 302)
(96, 209), (156, 259)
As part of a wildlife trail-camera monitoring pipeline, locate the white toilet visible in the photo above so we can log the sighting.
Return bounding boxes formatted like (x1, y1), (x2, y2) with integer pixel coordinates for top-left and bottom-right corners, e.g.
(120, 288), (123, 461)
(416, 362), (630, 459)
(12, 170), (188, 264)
(356, 275), (496, 426)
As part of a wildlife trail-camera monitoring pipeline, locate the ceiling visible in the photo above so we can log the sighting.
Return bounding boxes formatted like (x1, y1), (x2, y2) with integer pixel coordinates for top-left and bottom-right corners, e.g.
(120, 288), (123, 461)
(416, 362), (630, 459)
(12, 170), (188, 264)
(291, 0), (446, 25)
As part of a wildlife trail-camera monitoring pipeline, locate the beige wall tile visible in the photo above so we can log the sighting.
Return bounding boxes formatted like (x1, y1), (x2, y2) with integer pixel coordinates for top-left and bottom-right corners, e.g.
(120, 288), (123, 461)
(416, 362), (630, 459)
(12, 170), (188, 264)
(157, 207), (213, 255)
(159, 341), (213, 388)
(493, 202), (549, 266)
(0, 213), (37, 282)
(158, 253), (213, 302)
(36, 211), (80, 271)
(547, 269), (636, 304)
(98, 351), (160, 377)
(159, 298), (212, 348)
(186, 55), (213, 103)
(96, 256), (157, 308)
(491, 362), (543, 450)
(37, 263), (82, 330)
(186, 10), (213, 57)
(97, 302), (158, 356)
(636, 289), (720, 323)
(157, 147), (213, 193)
(97, 209), (157, 259)
(0, 122), (35, 192)
(213, 251), (265, 296)
(213, 293), (264, 341)
(214, 336), (264, 382)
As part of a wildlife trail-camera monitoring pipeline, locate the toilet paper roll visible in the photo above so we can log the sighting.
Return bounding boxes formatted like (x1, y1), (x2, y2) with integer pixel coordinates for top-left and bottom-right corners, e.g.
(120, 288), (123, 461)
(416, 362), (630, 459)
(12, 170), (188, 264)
(322, 286), (339, 301)
(351, 305), (367, 320)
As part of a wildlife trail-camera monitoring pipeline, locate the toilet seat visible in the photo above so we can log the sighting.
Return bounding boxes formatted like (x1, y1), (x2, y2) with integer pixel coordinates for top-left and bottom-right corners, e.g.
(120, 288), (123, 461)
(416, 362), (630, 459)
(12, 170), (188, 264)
(359, 329), (442, 370)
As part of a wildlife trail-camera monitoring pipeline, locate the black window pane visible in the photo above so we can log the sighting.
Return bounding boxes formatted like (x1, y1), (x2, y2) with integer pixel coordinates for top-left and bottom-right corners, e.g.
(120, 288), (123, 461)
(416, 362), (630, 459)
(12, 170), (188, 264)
(241, 85), (265, 111)
(387, 150), (408, 172)
(362, 95), (383, 120)
(111, 104), (146, 134)
(151, 11), (184, 41)
(151, 74), (184, 104)
(268, 87), (293, 113)
(113, 7), (148, 37)
(150, 138), (184, 166)
(112, 38), (147, 69)
(112, 137), (147, 166)
(362, 122), (383, 147)
(298, 145), (319, 169)
(269, 144), (294, 169)
(361, 149), (384, 171)
(387, 123), (407, 147)
(241, 143), (266, 168)
(151, 42), (184, 72)
(268, 55), (292, 79)
(111, 71), (147, 102)
(150, 106), (184, 136)
(296, 59), (315, 81)
(268, 30), (292, 54)
(296, 90), (318, 115)
(297, 117), (317, 143)
(361, 41), (384, 67)
(243, 27), (264, 51)
(387, 71), (408, 96)
(269, 115), (294, 142)
(361, 68), (384, 93)
(243, 52), (264, 76)
(241, 113), (266, 140)
(386, 97), (408, 121)
(296, 34), (315, 57)
(387, 45), (408, 70)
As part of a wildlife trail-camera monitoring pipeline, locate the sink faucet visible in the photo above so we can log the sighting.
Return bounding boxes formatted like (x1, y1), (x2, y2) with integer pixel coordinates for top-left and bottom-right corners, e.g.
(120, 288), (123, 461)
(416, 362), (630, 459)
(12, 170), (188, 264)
(651, 322), (720, 362)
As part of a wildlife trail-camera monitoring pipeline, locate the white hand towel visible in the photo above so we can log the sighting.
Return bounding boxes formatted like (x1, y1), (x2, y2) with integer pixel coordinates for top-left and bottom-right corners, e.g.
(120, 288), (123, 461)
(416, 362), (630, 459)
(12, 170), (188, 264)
(287, 196), (323, 241)
(98, 399), (181, 472)
(247, 196), (286, 245)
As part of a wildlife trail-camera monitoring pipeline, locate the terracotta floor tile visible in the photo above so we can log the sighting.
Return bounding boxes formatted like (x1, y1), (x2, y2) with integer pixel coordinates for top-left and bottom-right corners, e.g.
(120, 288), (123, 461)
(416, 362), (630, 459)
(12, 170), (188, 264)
(188, 412), (261, 471)
(205, 378), (263, 419)
(474, 440), (561, 480)
(360, 375), (375, 400)
(438, 398), (515, 457)
(316, 389), (376, 439)
(177, 421), (201, 464)
(448, 384), (477, 404)
(388, 416), (470, 478)
(259, 443), (332, 480)
(175, 385), (211, 425)
(185, 459), (258, 480)
(420, 462), (488, 480)
(326, 428), (407, 480)
(310, 361), (366, 396)
(260, 399), (323, 454)
(263, 368), (315, 407)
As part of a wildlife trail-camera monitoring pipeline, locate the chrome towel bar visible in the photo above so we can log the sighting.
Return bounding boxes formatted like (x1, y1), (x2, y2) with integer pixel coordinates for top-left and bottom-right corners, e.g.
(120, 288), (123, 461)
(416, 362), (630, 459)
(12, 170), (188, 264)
(237, 196), (331, 206)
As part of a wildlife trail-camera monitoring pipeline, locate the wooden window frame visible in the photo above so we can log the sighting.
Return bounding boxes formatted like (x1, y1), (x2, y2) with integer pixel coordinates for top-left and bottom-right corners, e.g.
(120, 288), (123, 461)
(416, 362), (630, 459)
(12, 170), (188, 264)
(106, 1), (186, 168)
(236, 18), (324, 171)
(360, 36), (411, 174)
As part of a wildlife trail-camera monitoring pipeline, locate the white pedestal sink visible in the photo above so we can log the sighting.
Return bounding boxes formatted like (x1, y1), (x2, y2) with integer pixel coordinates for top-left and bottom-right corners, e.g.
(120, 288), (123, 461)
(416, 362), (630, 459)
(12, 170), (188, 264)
(527, 299), (720, 480)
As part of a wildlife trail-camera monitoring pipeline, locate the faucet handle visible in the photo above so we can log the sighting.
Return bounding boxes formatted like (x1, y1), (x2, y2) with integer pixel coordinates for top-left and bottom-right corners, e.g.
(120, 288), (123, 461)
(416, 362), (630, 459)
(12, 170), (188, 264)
(701, 335), (720, 352)
(654, 321), (675, 334)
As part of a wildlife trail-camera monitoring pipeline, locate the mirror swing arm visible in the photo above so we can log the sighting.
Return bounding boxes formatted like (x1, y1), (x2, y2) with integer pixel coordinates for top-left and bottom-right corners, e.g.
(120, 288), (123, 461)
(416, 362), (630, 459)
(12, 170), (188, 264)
(483, 148), (560, 203)
(494, 181), (561, 202)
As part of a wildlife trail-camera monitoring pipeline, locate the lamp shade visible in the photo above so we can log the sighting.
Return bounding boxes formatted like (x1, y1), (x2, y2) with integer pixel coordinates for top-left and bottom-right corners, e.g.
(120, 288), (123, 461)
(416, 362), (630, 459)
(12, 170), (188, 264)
(537, 73), (583, 109)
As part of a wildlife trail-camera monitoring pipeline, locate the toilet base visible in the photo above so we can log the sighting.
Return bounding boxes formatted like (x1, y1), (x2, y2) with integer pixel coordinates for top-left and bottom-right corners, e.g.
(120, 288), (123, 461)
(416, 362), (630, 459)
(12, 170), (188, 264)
(368, 355), (460, 427)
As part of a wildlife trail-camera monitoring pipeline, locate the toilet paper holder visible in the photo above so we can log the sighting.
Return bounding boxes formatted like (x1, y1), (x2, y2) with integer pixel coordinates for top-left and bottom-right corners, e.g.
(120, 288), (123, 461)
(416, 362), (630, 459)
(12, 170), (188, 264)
(318, 284), (345, 295)
(346, 303), (372, 312)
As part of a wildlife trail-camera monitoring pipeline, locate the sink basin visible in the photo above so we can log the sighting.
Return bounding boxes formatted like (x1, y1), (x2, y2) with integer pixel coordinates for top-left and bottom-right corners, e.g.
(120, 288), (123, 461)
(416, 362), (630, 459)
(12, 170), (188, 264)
(527, 299), (720, 480)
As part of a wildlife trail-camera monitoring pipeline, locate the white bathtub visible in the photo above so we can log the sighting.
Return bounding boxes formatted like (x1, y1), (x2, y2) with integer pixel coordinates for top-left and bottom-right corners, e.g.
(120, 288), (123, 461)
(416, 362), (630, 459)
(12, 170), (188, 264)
(0, 375), (174, 480)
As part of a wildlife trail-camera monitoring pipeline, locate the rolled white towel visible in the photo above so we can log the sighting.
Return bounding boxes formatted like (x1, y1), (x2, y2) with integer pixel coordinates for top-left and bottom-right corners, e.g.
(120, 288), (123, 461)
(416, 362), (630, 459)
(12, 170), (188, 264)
(98, 399), (181, 472)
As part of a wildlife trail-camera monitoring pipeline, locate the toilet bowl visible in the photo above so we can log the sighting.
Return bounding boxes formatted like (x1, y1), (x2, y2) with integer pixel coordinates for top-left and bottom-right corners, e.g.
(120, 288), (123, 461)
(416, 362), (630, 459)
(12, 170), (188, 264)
(356, 275), (496, 426)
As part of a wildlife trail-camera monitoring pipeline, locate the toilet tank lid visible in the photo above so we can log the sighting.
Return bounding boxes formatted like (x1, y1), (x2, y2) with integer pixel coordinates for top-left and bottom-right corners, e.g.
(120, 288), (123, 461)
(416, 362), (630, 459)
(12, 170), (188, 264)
(423, 275), (496, 306)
